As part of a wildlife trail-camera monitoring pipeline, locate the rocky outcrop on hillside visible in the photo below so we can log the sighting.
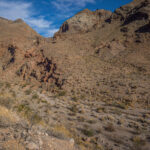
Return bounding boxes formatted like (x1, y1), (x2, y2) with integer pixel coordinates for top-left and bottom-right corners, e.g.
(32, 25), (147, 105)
(16, 48), (64, 90)
(112, 0), (150, 28)
(55, 8), (112, 35)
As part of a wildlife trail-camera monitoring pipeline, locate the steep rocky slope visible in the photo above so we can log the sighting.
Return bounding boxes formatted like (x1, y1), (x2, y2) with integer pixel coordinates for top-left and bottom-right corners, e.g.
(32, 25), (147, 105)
(0, 0), (150, 150)
(0, 17), (64, 91)
(55, 9), (112, 34)
(50, 0), (150, 105)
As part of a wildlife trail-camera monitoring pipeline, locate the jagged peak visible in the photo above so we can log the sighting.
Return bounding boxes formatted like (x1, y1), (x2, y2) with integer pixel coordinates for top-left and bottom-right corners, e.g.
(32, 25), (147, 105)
(13, 18), (25, 23)
(77, 8), (92, 14)
(0, 17), (9, 21)
(0, 17), (12, 23)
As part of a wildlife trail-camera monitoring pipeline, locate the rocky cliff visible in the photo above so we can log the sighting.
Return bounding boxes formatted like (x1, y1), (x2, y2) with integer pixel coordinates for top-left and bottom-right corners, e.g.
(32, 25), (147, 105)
(55, 9), (112, 34)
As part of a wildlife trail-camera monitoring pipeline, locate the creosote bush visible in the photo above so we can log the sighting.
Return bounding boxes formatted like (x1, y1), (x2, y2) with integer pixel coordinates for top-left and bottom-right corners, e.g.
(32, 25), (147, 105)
(81, 128), (95, 137)
(0, 97), (13, 109)
(32, 94), (39, 99)
(105, 123), (115, 132)
(56, 90), (66, 97)
(25, 89), (32, 95)
(132, 136), (146, 150)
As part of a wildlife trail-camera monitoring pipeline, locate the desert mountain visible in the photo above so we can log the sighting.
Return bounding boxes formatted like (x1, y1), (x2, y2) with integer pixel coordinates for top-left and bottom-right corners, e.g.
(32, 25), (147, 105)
(0, 0), (150, 150)
(55, 9), (112, 34)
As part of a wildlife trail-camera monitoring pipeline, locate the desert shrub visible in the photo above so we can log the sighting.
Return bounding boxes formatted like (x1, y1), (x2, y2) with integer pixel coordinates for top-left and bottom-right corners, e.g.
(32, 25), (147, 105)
(81, 129), (95, 137)
(5, 82), (11, 88)
(69, 104), (78, 113)
(0, 82), (4, 88)
(25, 89), (32, 95)
(10, 90), (16, 98)
(22, 84), (27, 88)
(57, 90), (66, 97)
(112, 102), (128, 109)
(132, 136), (146, 150)
(87, 119), (97, 124)
(30, 113), (42, 125)
(96, 107), (106, 113)
(71, 96), (78, 102)
(0, 97), (13, 109)
(105, 123), (115, 132)
(41, 99), (48, 103)
(17, 104), (42, 125)
(47, 125), (72, 140)
(17, 104), (31, 113)
(32, 94), (39, 99)
(77, 116), (85, 122)
(80, 94), (85, 100)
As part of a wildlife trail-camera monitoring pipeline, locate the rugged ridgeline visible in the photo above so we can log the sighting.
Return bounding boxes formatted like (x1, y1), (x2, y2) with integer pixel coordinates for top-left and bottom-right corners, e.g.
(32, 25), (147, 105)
(0, 1), (150, 150)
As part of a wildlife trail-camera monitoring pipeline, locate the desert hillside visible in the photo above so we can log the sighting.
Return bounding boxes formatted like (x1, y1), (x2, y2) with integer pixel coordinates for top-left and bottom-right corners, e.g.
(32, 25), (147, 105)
(0, 0), (150, 150)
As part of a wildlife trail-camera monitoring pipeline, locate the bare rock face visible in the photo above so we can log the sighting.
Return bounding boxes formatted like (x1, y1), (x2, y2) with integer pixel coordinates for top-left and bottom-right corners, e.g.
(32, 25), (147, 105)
(56, 8), (112, 34)
(112, 0), (150, 24)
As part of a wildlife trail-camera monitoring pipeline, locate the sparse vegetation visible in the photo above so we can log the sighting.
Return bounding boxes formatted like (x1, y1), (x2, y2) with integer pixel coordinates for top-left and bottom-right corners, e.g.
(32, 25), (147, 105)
(57, 90), (66, 97)
(96, 107), (105, 113)
(17, 104), (31, 113)
(87, 119), (97, 124)
(5, 82), (11, 88)
(71, 96), (78, 102)
(0, 82), (4, 88)
(81, 128), (95, 137)
(30, 112), (42, 125)
(17, 104), (42, 125)
(32, 93), (39, 99)
(0, 0), (150, 149)
(0, 97), (14, 109)
(69, 104), (78, 113)
(132, 136), (146, 150)
(105, 123), (115, 132)
(25, 89), (32, 95)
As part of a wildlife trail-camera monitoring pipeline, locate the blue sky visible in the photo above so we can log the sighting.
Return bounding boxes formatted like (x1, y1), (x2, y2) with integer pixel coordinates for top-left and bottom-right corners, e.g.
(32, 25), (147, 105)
(0, 0), (132, 37)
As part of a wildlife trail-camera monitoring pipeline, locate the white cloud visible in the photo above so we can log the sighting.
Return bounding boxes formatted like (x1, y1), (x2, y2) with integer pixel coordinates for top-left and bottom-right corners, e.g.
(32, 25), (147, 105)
(0, 0), (55, 37)
(26, 17), (52, 28)
(0, 1), (32, 20)
(51, 0), (95, 12)
(45, 29), (59, 37)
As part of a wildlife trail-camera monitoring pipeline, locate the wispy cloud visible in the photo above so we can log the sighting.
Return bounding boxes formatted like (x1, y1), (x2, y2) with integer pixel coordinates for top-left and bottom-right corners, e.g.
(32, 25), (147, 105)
(0, 1), (32, 20)
(46, 29), (59, 37)
(0, 0), (57, 37)
(51, 0), (95, 21)
(26, 17), (52, 28)
(51, 0), (95, 12)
